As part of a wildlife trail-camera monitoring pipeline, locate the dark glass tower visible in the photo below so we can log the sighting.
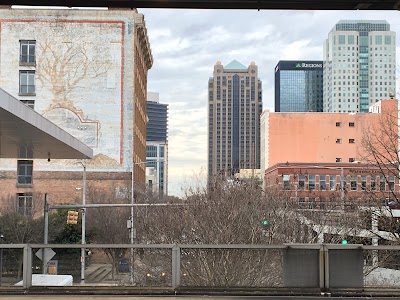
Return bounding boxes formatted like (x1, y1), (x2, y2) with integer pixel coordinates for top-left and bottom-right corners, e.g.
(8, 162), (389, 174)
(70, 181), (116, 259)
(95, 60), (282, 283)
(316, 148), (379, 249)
(146, 92), (168, 195)
(274, 61), (323, 112)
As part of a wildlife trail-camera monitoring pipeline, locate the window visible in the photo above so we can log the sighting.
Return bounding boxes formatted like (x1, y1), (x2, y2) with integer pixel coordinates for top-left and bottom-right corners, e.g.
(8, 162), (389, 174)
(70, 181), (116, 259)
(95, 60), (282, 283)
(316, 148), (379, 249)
(361, 176), (367, 191)
(330, 175), (336, 191)
(350, 176), (357, 191)
(388, 176), (395, 191)
(336, 139), (342, 144)
(319, 175), (326, 191)
(349, 122), (355, 127)
(283, 175), (290, 190)
(159, 145), (165, 158)
(349, 139), (355, 143)
(298, 197), (306, 208)
(298, 175), (305, 190)
(308, 175), (315, 191)
(335, 122), (341, 127)
(146, 146), (157, 158)
(20, 40), (36, 64)
(379, 176), (386, 191)
(336, 158), (342, 162)
(349, 158), (355, 162)
(371, 176), (376, 191)
(20, 100), (35, 109)
(17, 193), (33, 216)
(17, 160), (33, 185)
(19, 71), (35, 95)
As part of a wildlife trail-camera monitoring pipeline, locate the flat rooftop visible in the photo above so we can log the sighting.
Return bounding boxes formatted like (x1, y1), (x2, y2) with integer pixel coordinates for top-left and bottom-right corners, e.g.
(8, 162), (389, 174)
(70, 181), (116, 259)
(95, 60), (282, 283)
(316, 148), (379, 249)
(0, 88), (93, 159)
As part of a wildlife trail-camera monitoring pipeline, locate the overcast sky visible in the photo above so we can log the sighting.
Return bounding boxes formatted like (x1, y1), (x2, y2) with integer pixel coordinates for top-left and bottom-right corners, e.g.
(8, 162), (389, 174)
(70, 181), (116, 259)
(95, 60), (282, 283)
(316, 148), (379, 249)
(138, 9), (400, 197)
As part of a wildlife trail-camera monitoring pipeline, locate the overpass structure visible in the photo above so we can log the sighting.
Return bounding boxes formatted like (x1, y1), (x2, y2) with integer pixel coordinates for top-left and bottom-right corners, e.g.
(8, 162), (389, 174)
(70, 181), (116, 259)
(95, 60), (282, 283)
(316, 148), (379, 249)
(0, 88), (92, 160)
(3, 0), (400, 10)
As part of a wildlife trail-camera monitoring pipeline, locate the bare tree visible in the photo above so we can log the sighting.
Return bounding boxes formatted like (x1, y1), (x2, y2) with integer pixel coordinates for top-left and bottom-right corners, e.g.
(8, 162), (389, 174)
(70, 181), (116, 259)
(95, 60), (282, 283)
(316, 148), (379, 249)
(85, 183), (130, 280)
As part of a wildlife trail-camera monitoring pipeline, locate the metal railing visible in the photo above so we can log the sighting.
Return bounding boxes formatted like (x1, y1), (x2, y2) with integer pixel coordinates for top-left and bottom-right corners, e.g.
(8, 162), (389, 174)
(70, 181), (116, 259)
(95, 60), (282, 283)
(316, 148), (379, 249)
(0, 243), (400, 295)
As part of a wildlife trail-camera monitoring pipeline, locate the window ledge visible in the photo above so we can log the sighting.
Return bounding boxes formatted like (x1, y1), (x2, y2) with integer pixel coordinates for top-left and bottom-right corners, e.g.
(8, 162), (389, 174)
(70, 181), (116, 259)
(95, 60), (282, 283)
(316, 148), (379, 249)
(16, 183), (33, 188)
(18, 93), (36, 97)
(19, 62), (36, 67)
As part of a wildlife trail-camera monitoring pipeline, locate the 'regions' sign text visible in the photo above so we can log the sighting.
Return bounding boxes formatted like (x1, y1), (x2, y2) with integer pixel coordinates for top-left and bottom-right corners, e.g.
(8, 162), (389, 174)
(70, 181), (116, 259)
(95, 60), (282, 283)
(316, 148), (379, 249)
(295, 62), (323, 68)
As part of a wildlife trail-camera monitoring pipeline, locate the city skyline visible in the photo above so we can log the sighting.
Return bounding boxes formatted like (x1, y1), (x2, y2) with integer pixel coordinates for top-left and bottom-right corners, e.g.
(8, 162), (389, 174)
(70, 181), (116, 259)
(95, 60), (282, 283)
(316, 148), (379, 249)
(137, 9), (400, 196)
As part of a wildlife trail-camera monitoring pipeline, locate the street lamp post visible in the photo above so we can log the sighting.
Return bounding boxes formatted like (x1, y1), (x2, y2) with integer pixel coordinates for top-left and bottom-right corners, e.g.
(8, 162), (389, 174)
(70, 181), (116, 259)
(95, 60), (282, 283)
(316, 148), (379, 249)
(78, 161), (87, 284)
(129, 160), (147, 285)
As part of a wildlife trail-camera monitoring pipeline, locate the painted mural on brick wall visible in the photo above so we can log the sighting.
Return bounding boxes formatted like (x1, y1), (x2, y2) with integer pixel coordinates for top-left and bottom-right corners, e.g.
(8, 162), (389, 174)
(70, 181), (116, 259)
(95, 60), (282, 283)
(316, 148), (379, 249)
(0, 20), (124, 169)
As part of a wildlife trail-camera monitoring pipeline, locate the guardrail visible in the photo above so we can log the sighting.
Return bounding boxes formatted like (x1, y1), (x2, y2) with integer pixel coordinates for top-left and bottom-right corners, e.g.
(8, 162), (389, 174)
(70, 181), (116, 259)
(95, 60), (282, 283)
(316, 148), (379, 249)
(0, 243), (399, 295)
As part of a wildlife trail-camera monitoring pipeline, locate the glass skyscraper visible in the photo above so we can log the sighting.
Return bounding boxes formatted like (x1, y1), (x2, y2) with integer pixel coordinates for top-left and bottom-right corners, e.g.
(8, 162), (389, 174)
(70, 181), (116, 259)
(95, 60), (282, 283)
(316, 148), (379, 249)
(146, 92), (168, 195)
(208, 60), (263, 179)
(323, 20), (396, 113)
(274, 61), (323, 112)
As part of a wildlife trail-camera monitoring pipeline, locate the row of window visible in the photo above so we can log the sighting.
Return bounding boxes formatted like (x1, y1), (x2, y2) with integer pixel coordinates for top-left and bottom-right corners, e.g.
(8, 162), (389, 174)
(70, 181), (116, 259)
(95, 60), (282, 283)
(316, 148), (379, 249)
(15, 42), (36, 217)
(282, 174), (395, 192)
(335, 138), (355, 144)
(335, 122), (355, 127)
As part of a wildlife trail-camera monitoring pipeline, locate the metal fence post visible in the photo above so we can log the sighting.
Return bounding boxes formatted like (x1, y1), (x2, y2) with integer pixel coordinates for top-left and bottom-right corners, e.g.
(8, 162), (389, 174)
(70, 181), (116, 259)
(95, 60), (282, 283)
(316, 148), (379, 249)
(323, 244), (329, 290)
(171, 244), (181, 289)
(23, 244), (32, 289)
(319, 244), (325, 291)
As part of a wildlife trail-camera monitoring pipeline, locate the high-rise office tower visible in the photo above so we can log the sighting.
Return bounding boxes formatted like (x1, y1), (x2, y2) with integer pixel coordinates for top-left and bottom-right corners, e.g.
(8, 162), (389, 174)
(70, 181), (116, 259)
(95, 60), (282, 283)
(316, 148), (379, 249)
(323, 20), (396, 113)
(208, 60), (263, 179)
(146, 92), (168, 195)
(275, 61), (323, 112)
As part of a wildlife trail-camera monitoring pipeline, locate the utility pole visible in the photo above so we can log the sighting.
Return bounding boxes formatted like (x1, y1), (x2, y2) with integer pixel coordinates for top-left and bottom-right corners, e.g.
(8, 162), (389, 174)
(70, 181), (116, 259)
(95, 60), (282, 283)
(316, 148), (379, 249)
(130, 162), (135, 285)
(43, 193), (49, 274)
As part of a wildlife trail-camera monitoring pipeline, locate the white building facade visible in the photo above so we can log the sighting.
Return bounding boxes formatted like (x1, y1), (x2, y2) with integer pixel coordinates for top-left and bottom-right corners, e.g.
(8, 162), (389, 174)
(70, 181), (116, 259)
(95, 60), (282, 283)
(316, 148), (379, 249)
(323, 20), (396, 113)
(0, 8), (153, 204)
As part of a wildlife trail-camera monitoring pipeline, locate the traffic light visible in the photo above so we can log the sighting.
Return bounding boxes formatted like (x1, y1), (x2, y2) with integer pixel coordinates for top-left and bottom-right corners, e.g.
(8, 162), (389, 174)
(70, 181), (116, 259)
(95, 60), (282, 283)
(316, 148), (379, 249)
(67, 210), (79, 225)
(261, 220), (269, 237)
(341, 239), (348, 245)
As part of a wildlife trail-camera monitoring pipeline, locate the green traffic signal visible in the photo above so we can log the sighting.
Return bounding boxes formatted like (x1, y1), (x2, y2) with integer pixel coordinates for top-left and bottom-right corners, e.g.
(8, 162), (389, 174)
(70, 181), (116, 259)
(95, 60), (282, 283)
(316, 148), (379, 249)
(262, 220), (268, 226)
(341, 240), (348, 245)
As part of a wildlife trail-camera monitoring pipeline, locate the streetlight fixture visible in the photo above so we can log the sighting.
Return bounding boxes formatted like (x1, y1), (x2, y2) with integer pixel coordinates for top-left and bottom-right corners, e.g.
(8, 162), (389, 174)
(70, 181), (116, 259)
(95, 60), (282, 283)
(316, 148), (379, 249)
(129, 160), (148, 285)
(78, 161), (86, 284)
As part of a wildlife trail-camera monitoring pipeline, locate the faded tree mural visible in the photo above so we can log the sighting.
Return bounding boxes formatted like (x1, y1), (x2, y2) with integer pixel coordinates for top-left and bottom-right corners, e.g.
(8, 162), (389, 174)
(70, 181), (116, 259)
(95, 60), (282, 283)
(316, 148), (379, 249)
(33, 23), (122, 164)
(37, 26), (113, 113)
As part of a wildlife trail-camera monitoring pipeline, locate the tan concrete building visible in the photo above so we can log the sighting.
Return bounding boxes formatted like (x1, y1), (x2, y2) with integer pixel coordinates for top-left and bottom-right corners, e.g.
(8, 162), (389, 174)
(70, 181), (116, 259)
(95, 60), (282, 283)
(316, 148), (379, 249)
(208, 60), (263, 180)
(260, 99), (398, 176)
(0, 8), (153, 210)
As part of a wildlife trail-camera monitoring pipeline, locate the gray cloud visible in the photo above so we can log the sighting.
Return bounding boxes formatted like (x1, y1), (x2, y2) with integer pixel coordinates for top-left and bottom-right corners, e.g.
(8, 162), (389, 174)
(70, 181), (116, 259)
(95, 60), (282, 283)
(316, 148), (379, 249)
(141, 8), (400, 196)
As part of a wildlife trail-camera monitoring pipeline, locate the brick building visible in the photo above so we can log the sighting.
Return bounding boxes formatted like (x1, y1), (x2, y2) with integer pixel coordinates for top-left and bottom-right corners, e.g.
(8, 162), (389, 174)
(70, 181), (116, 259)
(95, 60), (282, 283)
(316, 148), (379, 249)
(265, 162), (399, 208)
(260, 99), (398, 175)
(0, 8), (153, 209)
